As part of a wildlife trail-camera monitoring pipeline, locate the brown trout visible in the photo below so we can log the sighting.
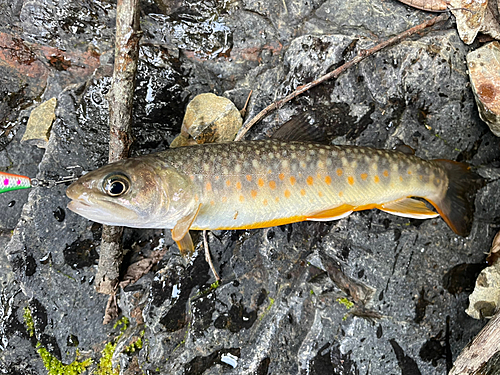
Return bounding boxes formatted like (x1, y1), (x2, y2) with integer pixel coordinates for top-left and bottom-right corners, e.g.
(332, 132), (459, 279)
(66, 139), (483, 250)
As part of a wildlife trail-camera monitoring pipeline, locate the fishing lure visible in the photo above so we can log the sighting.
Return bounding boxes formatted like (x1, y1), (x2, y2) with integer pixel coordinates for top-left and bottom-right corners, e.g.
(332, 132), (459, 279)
(0, 171), (32, 193)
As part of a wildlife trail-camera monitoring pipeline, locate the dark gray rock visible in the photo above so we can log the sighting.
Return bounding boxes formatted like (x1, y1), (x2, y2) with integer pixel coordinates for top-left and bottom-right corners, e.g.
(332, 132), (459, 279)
(1, 0), (500, 374)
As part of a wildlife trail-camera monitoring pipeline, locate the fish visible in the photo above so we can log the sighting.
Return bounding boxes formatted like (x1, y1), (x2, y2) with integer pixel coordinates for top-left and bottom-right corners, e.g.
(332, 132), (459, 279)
(66, 138), (484, 254)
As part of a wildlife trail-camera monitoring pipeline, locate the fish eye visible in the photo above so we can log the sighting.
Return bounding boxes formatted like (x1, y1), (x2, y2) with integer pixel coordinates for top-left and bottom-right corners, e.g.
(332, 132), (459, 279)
(103, 174), (130, 197)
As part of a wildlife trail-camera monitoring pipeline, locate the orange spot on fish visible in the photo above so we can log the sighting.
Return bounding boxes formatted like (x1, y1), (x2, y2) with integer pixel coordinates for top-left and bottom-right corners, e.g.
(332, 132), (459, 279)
(325, 176), (332, 185)
(195, 194), (199, 202)
(306, 176), (314, 185)
(419, 175), (423, 180)
(258, 178), (265, 187)
(374, 175), (380, 183)
(339, 191), (343, 197)
(284, 189), (291, 198)
(300, 189), (306, 196)
(205, 182), (212, 191)
(407, 170), (412, 175)
(246, 175), (252, 181)
(263, 199), (268, 206)
(275, 197), (280, 203)
(210, 200), (215, 206)
(215, 175), (220, 181)
(226, 180), (231, 187)
(348, 176), (354, 185)
(290, 176), (296, 185)
(251, 190), (258, 198)
(279, 173), (285, 180)
(383, 170), (389, 177)
(361, 173), (368, 180)
(269, 181), (276, 190)
(318, 191), (324, 197)
(236, 181), (242, 190)
(337, 169), (343, 176)
(222, 196), (227, 203)
(190, 175), (195, 181)
(239, 195), (244, 202)
(399, 176), (403, 182)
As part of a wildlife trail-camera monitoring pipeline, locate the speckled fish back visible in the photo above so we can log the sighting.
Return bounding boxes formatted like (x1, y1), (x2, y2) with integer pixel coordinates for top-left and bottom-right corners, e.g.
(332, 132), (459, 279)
(163, 140), (448, 230)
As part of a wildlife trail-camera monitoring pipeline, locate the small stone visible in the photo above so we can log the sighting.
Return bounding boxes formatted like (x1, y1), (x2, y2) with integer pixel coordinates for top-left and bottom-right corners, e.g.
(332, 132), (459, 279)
(171, 93), (242, 148)
(21, 97), (57, 148)
(467, 42), (500, 137)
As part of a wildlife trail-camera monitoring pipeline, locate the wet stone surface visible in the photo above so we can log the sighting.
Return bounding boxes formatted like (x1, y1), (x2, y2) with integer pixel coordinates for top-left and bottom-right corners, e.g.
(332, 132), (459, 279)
(1, 0), (500, 374)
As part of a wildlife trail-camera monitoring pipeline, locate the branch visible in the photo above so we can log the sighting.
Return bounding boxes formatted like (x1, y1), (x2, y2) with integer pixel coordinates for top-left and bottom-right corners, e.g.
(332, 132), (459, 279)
(95, 0), (141, 297)
(234, 13), (449, 141)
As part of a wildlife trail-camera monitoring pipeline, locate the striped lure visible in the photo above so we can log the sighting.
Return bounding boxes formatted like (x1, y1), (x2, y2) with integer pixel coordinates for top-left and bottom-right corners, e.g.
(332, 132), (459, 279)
(0, 171), (31, 193)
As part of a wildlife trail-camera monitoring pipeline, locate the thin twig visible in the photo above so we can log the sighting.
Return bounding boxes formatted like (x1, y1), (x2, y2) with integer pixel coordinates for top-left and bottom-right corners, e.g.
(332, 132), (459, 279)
(95, 0), (141, 298)
(203, 230), (221, 281)
(234, 13), (449, 141)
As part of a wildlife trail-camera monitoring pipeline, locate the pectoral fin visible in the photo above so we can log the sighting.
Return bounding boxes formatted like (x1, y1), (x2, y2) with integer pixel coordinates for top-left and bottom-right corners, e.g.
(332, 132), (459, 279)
(379, 198), (439, 219)
(171, 204), (202, 258)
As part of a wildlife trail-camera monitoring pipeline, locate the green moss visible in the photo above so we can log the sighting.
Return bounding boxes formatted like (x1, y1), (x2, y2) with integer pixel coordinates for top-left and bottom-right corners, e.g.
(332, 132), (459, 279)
(37, 345), (92, 375)
(210, 280), (220, 289)
(96, 341), (119, 375)
(23, 306), (35, 337)
(124, 329), (145, 354)
(336, 297), (354, 310)
(95, 316), (131, 375)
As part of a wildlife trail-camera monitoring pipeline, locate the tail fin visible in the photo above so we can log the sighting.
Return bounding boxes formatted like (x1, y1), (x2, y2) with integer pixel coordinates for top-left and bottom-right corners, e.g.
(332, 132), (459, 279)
(430, 160), (485, 236)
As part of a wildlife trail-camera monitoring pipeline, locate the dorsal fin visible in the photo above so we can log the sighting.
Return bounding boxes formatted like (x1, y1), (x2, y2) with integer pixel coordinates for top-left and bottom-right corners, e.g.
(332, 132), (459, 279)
(271, 112), (329, 144)
(394, 144), (415, 155)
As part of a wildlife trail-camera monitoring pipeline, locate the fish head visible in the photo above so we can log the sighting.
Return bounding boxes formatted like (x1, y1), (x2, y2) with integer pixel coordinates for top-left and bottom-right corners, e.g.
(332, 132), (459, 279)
(66, 155), (198, 228)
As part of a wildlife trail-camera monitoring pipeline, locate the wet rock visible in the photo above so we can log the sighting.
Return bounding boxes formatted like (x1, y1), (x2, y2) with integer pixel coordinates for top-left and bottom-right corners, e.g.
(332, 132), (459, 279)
(467, 41), (500, 137)
(170, 93), (242, 147)
(1, 0), (500, 373)
(21, 97), (57, 148)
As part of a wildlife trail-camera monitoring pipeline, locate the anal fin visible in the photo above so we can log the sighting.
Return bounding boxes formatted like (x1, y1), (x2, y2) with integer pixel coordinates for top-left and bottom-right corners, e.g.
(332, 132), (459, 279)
(379, 198), (439, 219)
(306, 204), (354, 222)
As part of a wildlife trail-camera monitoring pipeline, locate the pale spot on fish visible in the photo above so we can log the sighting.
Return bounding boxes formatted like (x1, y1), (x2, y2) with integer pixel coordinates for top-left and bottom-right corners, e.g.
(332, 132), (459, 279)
(326, 159), (332, 167)
(341, 157), (348, 166)
(235, 164), (242, 173)
(300, 161), (307, 169)
(252, 160), (259, 168)
(282, 160), (289, 168)
(317, 161), (324, 169)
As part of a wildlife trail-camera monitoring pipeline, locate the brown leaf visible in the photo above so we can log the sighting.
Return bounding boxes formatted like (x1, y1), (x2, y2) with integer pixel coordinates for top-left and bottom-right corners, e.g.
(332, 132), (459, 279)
(451, 0), (489, 44)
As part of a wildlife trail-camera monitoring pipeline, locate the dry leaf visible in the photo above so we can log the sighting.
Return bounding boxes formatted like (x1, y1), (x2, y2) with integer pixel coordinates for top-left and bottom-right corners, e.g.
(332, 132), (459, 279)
(451, 0), (488, 44)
